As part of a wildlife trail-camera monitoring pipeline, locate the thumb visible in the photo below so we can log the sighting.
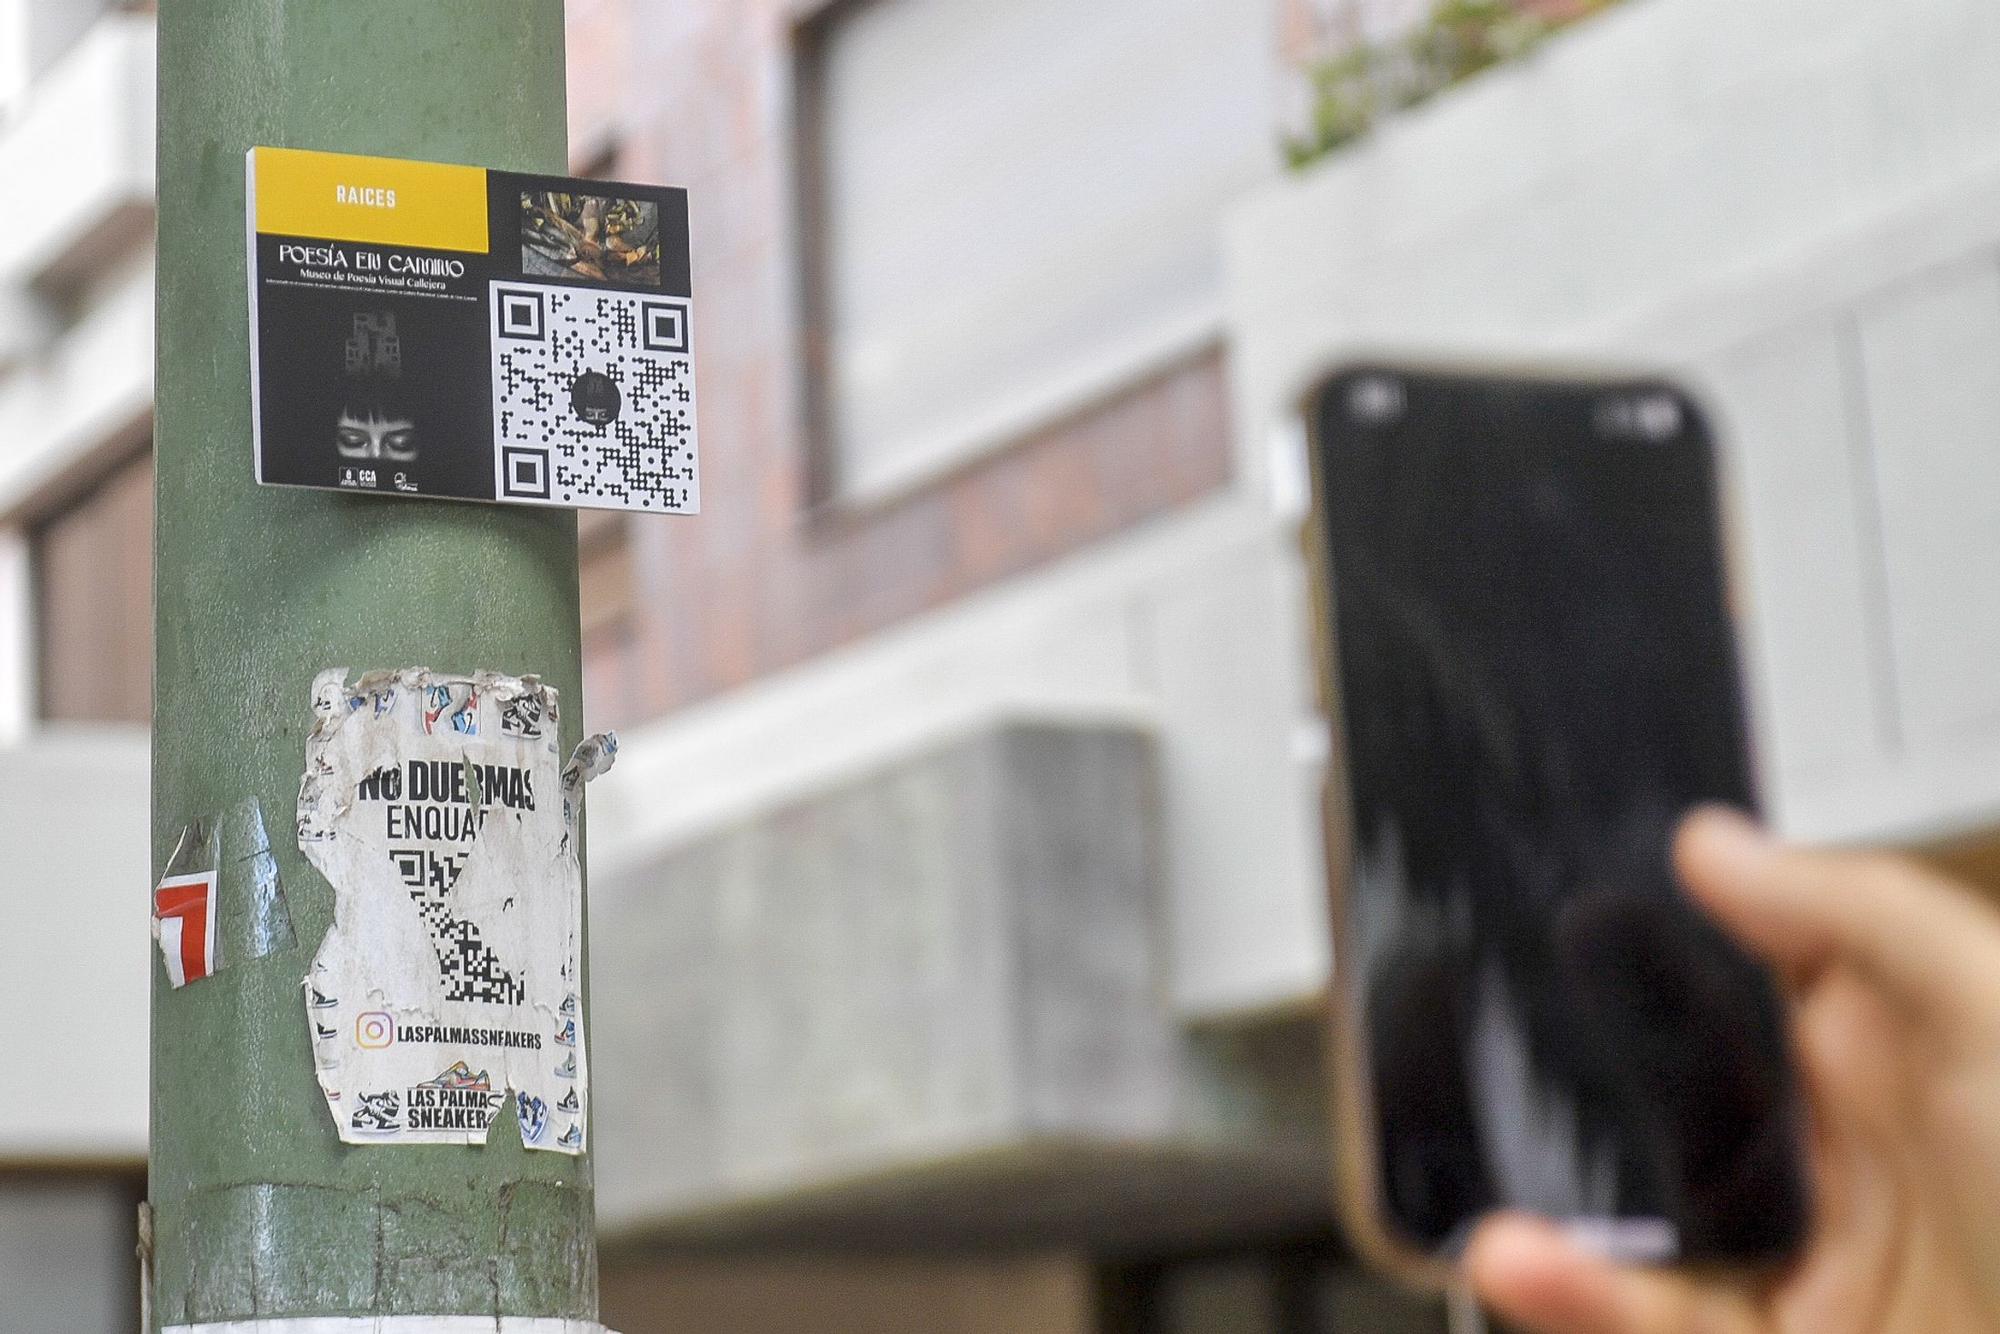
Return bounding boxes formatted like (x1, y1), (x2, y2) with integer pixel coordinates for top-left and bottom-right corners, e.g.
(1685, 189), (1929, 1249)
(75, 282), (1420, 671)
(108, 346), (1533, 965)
(1675, 807), (2000, 1026)
(1466, 1212), (1755, 1334)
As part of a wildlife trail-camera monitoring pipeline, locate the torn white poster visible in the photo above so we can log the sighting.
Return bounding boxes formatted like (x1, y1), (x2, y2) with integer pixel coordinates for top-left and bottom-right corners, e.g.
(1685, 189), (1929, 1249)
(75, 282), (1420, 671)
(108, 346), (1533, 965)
(299, 667), (612, 1153)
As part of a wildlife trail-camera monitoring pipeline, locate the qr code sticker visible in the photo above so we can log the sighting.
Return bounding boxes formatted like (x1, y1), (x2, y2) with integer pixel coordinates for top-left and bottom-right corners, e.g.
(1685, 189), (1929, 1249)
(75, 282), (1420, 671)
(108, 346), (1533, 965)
(489, 282), (700, 512)
(392, 847), (525, 1006)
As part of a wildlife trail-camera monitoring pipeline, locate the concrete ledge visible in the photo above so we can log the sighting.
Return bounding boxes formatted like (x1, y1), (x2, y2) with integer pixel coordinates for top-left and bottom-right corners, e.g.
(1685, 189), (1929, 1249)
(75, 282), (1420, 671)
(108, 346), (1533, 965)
(589, 721), (1328, 1246)
(597, 1141), (1330, 1256)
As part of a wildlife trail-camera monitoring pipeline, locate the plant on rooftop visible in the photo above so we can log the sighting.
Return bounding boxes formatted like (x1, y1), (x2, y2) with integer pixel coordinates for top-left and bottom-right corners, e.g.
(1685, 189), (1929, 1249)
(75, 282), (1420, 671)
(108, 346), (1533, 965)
(1284, 0), (1627, 169)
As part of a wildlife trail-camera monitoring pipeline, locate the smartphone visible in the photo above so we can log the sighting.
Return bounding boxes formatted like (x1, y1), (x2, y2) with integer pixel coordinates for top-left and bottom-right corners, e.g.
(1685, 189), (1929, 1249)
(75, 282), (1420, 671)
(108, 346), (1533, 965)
(1306, 364), (1811, 1283)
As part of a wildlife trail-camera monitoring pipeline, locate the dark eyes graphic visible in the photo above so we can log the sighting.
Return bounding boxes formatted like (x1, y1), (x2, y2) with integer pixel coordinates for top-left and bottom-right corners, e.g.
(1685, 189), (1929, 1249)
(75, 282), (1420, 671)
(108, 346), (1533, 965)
(337, 420), (417, 460)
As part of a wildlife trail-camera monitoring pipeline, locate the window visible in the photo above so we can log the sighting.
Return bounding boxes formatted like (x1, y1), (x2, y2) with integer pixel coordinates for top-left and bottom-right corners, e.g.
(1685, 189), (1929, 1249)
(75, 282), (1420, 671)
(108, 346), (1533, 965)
(801, 0), (1277, 501)
(34, 447), (152, 723)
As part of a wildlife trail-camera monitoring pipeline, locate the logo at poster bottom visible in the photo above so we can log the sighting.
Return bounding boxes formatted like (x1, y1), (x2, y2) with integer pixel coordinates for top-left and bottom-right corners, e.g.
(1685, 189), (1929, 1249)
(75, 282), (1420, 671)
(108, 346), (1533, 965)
(404, 1063), (505, 1132)
(570, 369), (622, 426)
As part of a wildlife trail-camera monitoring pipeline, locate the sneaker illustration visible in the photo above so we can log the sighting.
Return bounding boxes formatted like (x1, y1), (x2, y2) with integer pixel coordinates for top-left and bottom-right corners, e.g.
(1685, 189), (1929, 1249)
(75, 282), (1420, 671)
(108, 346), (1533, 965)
(556, 1088), (579, 1114)
(558, 993), (578, 1016)
(308, 987), (338, 1009)
(553, 1019), (576, 1047)
(515, 1092), (548, 1145)
(556, 1123), (583, 1149)
(350, 1090), (401, 1133)
(315, 1022), (338, 1041)
(553, 1052), (576, 1079)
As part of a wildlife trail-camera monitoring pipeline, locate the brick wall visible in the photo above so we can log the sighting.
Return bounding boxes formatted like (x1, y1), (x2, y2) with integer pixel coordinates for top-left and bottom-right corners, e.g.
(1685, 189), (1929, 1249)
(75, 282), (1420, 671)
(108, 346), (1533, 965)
(564, 1), (1235, 728)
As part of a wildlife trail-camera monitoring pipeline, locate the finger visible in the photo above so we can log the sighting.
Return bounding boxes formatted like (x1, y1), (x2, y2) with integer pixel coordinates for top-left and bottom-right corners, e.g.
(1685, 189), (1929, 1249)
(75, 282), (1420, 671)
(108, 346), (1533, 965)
(1466, 1213), (1756, 1334)
(1776, 968), (1915, 1332)
(1792, 965), (1915, 1146)
(1674, 808), (2000, 1025)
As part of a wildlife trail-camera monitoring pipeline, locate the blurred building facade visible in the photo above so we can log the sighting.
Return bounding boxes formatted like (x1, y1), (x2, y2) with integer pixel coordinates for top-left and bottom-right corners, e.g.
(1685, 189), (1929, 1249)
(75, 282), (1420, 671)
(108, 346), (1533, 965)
(8, 0), (2000, 1330)
(0, 1), (155, 1328)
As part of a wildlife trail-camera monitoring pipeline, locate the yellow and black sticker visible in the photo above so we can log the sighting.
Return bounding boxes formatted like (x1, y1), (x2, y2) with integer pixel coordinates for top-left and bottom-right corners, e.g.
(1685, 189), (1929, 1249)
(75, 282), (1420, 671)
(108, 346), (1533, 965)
(252, 146), (491, 253)
(246, 145), (700, 514)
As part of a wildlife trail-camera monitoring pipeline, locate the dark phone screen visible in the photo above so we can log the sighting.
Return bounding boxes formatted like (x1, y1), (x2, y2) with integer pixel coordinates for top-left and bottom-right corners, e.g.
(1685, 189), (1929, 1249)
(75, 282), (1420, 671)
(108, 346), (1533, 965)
(1315, 368), (1809, 1264)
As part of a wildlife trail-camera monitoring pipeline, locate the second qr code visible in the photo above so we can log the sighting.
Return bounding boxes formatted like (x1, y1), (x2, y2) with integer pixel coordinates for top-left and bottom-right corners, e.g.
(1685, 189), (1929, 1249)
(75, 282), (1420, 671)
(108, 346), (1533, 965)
(488, 282), (700, 513)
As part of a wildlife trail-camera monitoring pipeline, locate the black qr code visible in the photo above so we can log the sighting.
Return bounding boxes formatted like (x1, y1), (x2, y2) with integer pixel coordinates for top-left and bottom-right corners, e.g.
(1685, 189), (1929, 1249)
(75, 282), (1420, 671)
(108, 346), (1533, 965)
(391, 847), (525, 1006)
(489, 283), (700, 512)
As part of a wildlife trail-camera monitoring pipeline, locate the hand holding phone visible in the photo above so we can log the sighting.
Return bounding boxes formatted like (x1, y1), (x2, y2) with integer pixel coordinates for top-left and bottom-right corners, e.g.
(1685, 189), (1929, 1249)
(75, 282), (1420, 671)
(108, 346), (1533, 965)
(1307, 365), (1811, 1283)
(1469, 810), (2000, 1334)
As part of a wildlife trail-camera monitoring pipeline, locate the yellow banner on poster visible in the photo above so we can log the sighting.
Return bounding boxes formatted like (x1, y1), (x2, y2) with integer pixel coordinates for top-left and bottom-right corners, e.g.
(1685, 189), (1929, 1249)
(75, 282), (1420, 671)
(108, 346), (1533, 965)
(251, 146), (489, 253)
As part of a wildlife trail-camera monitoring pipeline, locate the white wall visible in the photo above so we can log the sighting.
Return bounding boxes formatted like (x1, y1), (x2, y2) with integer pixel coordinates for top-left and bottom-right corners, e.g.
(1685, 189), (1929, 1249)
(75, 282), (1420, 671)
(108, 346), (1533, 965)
(811, 0), (1278, 502)
(0, 728), (149, 1160)
(1228, 0), (2000, 847)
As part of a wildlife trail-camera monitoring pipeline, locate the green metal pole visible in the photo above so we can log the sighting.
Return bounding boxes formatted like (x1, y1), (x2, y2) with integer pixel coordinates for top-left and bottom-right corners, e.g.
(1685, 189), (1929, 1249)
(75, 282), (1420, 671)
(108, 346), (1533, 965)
(151, 2), (596, 1326)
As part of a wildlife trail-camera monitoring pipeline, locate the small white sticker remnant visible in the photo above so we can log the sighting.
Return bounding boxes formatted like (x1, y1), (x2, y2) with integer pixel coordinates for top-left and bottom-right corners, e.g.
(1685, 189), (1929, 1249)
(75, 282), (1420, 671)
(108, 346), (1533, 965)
(165, 1320), (618, 1333)
(299, 668), (613, 1153)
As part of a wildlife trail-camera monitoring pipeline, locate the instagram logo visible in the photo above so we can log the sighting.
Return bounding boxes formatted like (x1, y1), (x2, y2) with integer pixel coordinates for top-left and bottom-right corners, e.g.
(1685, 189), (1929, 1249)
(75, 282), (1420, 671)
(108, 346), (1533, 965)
(356, 1012), (395, 1049)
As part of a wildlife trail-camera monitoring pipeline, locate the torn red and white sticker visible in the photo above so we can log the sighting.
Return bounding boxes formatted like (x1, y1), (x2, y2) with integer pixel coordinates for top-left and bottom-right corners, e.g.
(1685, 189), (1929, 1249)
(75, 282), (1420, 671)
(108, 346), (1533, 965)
(154, 871), (218, 989)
